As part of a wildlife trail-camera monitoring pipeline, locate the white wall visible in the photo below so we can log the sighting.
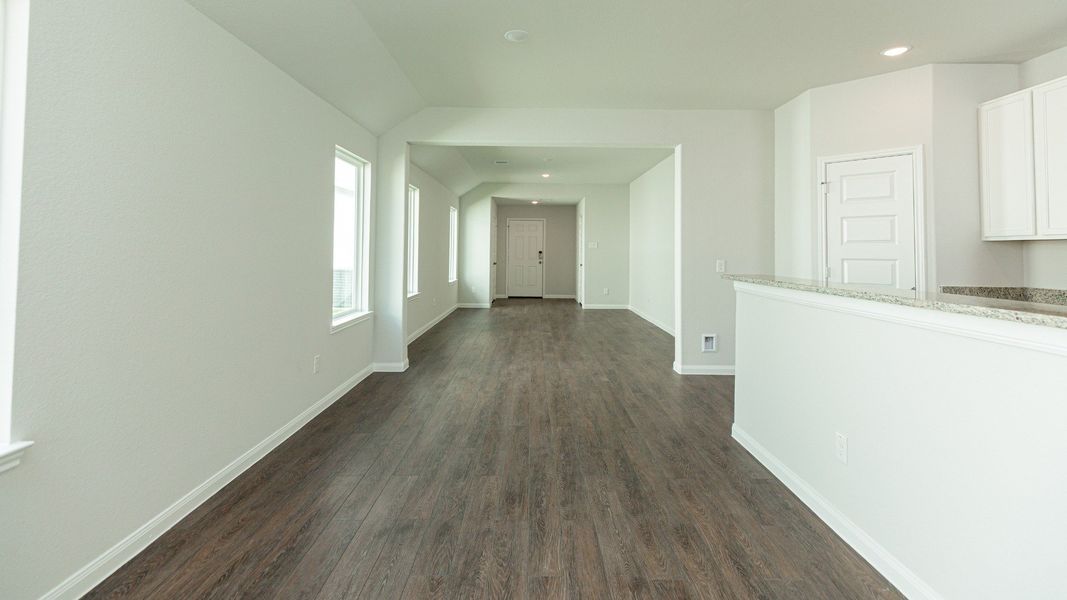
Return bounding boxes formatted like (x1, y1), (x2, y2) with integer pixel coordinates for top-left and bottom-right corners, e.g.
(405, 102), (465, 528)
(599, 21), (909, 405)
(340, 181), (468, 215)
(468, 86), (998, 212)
(495, 204), (577, 298)
(460, 182), (630, 309)
(733, 284), (1067, 600)
(773, 91), (813, 279)
(774, 64), (1025, 289)
(1020, 46), (1067, 289)
(628, 155), (675, 333)
(0, 2), (380, 598)
(406, 165), (459, 340)
(380, 108), (773, 373)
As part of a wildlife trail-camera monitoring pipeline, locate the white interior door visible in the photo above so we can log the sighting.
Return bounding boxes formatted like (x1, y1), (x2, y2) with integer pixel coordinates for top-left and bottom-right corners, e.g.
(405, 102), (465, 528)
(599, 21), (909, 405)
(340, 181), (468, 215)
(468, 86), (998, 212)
(824, 153), (918, 291)
(506, 219), (544, 297)
(576, 214), (584, 304)
(490, 213), (498, 300)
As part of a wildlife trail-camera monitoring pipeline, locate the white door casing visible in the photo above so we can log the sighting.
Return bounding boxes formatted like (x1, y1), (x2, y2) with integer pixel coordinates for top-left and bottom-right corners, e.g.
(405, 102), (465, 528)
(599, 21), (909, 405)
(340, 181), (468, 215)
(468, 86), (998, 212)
(576, 213), (584, 304)
(819, 150), (923, 292)
(506, 218), (545, 297)
(490, 212), (498, 299)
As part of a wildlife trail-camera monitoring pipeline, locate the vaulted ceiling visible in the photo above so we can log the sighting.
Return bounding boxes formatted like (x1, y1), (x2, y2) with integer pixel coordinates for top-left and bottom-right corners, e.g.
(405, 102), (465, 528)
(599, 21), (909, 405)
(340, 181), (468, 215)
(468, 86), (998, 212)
(189, 0), (1067, 134)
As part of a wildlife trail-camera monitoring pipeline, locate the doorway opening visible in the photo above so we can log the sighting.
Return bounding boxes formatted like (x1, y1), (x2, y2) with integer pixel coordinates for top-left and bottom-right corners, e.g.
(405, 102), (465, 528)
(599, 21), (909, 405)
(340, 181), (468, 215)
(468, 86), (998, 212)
(505, 218), (546, 297)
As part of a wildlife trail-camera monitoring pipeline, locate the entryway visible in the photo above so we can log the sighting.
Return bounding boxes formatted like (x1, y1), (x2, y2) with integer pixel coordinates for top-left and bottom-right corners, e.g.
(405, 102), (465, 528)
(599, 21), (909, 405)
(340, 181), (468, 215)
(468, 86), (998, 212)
(506, 218), (545, 297)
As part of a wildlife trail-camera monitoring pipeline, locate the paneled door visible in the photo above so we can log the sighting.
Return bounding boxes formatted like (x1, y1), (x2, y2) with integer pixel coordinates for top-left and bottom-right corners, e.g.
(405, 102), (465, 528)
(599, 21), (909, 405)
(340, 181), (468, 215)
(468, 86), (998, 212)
(823, 153), (919, 291)
(506, 219), (545, 297)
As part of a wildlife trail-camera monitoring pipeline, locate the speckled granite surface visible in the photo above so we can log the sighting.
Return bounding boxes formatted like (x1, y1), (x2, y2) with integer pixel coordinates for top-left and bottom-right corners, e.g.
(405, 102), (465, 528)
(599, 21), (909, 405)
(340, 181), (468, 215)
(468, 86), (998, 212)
(724, 274), (1067, 330)
(940, 286), (1067, 307)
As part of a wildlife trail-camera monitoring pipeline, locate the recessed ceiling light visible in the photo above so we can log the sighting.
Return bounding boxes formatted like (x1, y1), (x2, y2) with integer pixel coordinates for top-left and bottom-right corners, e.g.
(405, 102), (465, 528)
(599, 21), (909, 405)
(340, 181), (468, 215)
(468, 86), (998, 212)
(541, 173), (551, 178)
(531, 200), (540, 205)
(881, 46), (911, 57)
(504, 30), (529, 43)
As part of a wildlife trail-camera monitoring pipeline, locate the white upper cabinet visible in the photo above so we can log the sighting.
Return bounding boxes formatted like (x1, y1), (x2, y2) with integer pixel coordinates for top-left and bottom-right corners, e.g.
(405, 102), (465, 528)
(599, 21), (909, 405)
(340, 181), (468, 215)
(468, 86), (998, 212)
(979, 90), (1035, 239)
(979, 76), (1067, 241)
(1033, 77), (1067, 237)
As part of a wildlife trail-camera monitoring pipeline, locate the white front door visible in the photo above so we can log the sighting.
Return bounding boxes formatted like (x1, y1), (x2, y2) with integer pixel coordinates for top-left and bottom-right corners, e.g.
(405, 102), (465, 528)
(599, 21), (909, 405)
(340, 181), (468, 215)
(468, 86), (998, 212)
(506, 219), (544, 297)
(824, 153), (918, 291)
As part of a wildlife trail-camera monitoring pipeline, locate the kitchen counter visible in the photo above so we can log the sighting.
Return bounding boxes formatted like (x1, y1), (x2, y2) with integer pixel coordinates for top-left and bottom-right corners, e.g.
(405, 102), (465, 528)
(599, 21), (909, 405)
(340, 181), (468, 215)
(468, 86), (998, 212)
(722, 274), (1067, 330)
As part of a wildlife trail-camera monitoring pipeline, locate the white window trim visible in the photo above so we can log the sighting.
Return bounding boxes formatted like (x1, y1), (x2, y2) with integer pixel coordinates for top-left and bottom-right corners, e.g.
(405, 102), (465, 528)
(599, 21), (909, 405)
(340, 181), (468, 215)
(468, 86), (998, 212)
(332, 146), (371, 333)
(330, 310), (373, 334)
(407, 184), (420, 297)
(0, 0), (32, 473)
(448, 206), (458, 283)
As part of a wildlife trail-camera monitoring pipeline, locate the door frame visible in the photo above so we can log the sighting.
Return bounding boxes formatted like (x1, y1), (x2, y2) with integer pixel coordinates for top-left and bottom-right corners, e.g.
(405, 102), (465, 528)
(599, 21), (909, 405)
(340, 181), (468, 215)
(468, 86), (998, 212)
(505, 217), (547, 298)
(816, 146), (927, 294)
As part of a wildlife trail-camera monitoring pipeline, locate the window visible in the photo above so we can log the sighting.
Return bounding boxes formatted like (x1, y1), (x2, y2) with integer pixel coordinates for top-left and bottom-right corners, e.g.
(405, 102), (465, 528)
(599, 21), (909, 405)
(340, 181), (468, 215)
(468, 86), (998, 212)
(448, 206), (458, 283)
(332, 147), (370, 329)
(407, 184), (420, 297)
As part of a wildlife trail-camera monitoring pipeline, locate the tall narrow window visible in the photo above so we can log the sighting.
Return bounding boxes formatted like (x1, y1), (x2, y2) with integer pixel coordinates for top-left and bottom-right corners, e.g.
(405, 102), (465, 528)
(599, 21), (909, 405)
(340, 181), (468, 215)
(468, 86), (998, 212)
(332, 147), (370, 329)
(448, 206), (458, 283)
(407, 185), (420, 297)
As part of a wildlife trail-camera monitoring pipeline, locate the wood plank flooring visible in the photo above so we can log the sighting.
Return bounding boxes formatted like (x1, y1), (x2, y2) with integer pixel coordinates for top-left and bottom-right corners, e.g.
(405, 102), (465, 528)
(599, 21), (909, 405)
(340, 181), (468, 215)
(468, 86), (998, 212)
(87, 299), (903, 599)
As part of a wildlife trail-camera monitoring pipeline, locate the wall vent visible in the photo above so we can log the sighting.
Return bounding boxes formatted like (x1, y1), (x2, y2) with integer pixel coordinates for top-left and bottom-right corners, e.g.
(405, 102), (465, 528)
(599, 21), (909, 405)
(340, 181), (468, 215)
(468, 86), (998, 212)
(701, 334), (718, 353)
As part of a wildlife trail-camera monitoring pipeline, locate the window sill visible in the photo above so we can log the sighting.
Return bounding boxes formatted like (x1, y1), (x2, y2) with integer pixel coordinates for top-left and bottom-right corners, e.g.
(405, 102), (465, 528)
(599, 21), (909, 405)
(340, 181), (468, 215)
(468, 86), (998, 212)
(449, 279), (458, 285)
(0, 441), (33, 475)
(407, 293), (421, 301)
(331, 310), (373, 334)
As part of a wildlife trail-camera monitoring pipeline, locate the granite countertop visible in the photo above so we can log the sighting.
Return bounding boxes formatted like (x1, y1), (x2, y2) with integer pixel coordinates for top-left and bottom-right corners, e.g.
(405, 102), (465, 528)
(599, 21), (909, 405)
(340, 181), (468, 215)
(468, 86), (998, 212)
(723, 274), (1067, 331)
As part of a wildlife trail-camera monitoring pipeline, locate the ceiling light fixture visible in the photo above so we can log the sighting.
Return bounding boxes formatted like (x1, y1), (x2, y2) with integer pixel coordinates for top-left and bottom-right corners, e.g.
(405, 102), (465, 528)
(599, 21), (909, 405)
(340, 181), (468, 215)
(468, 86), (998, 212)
(541, 173), (551, 178)
(531, 200), (540, 205)
(881, 46), (911, 57)
(504, 29), (529, 43)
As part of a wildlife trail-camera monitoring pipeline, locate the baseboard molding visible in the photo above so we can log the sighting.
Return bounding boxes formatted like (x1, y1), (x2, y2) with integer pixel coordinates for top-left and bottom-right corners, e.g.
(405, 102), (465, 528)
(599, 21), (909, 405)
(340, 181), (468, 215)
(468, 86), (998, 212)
(407, 305), (457, 344)
(494, 294), (507, 299)
(372, 359), (409, 373)
(672, 362), (735, 375)
(582, 304), (629, 310)
(40, 364), (376, 600)
(627, 305), (674, 336)
(543, 294), (576, 300)
(457, 303), (491, 309)
(731, 425), (943, 600)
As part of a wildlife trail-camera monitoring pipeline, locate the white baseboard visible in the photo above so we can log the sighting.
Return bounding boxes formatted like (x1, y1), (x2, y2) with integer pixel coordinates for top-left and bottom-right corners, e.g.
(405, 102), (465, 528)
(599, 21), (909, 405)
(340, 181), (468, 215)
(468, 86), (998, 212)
(494, 294), (507, 299)
(457, 303), (491, 309)
(372, 358), (409, 372)
(627, 305), (674, 336)
(672, 362), (735, 375)
(407, 305), (457, 344)
(543, 294), (576, 300)
(582, 304), (629, 310)
(731, 425), (942, 600)
(40, 364), (377, 600)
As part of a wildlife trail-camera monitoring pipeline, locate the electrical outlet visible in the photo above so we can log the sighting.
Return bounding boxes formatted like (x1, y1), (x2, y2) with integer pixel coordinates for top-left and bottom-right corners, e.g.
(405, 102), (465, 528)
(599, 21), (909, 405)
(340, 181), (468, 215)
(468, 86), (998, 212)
(715, 259), (726, 273)
(588, 241), (598, 249)
(313, 355), (321, 374)
(432, 297), (438, 306)
(835, 432), (848, 464)
(603, 287), (609, 295)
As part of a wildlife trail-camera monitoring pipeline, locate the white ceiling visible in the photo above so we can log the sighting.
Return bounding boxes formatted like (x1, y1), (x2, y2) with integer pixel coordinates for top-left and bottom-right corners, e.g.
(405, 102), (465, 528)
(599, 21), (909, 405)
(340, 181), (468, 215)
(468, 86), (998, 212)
(186, 0), (424, 134)
(350, 0), (1067, 110)
(189, 0), (1067, 128)
(409, 145), (673, 195)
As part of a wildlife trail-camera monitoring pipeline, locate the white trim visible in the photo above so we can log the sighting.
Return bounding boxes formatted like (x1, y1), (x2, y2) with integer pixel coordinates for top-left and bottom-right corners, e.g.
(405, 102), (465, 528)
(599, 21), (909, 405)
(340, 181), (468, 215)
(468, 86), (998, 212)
(457, 303), (491, 309)
(581, 304), (629, 310)
(39, 364), (376, 600)
(731, 425), (943, 600)
(505, 217), (546, 298)
(407, 305), (457, 344)
(543, 294), (576, 300)
(406, 292), (421, 301)
(0, 440), (32, 474)
(330, 310), (373, 334)
(494, 294), (508, 299)
(672, 362), (735, 375)
(628, 305), (674, 335)
(734, 281), (1067, 357)
(372, 359), (409, 373)
(816, 146), (927, 295)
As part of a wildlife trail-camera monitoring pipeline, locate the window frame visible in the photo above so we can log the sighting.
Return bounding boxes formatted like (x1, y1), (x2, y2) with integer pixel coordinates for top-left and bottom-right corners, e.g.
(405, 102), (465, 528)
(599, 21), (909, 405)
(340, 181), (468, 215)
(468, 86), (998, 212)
(407, 184), (420, 298)
(448, 206), (458, 284)
(331, 146), (372, 332)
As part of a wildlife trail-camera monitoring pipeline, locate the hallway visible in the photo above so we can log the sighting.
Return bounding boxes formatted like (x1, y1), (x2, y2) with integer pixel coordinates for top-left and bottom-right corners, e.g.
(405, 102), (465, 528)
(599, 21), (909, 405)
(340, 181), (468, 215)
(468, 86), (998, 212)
(88, 299), (901, 599)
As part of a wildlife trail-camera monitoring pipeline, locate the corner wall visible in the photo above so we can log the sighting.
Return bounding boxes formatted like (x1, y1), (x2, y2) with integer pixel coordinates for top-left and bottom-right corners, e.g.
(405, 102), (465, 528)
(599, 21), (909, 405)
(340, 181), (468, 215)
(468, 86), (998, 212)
(629, 155), (675, 333)
(0, 2), (380, 598)
(407, 165), (459, 340)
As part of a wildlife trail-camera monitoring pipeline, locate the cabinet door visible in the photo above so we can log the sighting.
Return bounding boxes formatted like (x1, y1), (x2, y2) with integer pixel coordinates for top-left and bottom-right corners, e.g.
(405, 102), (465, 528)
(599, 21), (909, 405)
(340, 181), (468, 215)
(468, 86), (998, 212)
(1034, 77), (1067, 237)
(979, 91), (1035, 239)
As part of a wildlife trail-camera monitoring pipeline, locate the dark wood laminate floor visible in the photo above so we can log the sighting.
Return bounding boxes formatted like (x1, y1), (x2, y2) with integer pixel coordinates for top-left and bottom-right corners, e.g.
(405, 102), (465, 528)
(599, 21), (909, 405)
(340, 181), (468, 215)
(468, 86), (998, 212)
(88, 299), (903, 600)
